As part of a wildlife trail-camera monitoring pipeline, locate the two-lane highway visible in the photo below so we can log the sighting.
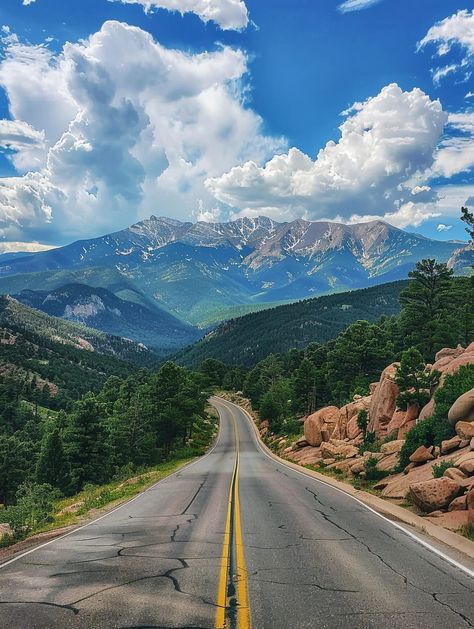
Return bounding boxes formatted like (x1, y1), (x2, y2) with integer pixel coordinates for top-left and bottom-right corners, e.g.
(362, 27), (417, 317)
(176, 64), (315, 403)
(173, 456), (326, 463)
(0, 398), (473, 628)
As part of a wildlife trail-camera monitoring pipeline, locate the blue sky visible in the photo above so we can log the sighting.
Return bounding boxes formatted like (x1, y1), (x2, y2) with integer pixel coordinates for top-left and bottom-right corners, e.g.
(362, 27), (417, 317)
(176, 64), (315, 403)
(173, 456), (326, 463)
(0, 0), (473, 248)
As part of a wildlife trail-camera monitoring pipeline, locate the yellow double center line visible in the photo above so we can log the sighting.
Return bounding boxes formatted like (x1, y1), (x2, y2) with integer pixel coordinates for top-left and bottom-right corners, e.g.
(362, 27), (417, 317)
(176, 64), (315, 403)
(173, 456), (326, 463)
(215, 405), (251, 629)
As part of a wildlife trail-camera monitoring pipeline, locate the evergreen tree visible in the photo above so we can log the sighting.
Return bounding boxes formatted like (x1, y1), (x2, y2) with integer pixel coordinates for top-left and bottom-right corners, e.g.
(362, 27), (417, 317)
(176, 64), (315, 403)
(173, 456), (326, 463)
(36, 428), (70, 494)
(199, 358), (227, 388)
(0, 435), (37, 505)
(326, 321), (394, 404)
(395, 348), (440, 410)
(400, 259), (453, 360)
(292, 358), (317, 415)
(259, 378), (293, 432)
(461, 206), (474, 241)
(63, 394), (110, 491)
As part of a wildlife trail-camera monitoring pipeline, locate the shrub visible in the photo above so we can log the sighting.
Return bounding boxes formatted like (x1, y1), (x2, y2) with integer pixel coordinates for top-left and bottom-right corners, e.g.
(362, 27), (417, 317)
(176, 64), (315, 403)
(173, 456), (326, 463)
(364, 456), (389, 481)
(432, 460), (454, 478)
(3, 482), (60, 536)
(430, 365), (474, 444)
(357, 409), (369, 434)
(460, 522), (474, 542)
(359, 431), (381, 454)
(398, 417), (436, 470)
(398, 365), (474, 469)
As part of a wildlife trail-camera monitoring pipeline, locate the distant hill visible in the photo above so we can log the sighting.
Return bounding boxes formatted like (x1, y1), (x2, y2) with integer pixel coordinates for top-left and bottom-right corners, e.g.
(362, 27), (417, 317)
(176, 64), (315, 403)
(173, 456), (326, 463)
(0, 215), (470, 326)
(176, 281), (407, 368)
(13, 283), (199, 355)
(0, 296), (160, 400)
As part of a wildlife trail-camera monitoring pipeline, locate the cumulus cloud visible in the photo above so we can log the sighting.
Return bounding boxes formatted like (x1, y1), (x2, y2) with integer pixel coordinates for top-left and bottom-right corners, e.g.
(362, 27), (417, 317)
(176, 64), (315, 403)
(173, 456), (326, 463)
(338, 0), (385, 13)
(0, 21), (282, 243)
(109, 0), (249, 30)
(436, 223), (452, 232)
(207, 83), (447, 228)
(419, 9), (474, 84)
(0, 119), (47, 171)
(0, 241), (55, 254)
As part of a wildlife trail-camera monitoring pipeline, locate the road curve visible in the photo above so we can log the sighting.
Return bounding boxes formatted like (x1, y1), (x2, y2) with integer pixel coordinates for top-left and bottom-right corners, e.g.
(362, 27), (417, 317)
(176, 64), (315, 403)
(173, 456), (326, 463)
(0, 397), (472, 628)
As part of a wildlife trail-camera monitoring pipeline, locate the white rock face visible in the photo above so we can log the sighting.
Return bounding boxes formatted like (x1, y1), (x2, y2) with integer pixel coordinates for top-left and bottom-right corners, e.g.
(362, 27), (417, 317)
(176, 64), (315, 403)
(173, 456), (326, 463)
(64, 295), (105, 319)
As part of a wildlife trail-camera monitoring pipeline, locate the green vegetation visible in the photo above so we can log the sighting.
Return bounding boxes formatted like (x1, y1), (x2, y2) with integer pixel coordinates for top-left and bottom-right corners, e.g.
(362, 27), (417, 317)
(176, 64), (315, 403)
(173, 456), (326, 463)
(398, 365), (474, 469)
(202, 256), (472, 442)
(459, 522), (474, 542)
(395, 348), (439, 410)
(0, 455), (201, 546)
(0, 353), (216, 544)
(1, 208), (473, 545)
(364, 456), (389, 482)
(177, 281), (406, 368)
(432, 461), (454, 478)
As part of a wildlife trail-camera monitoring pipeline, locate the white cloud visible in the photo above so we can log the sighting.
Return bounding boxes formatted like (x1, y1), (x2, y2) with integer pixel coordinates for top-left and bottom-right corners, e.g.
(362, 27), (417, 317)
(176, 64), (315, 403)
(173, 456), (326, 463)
(433, 112), (474, 178)
(0, 241), (55, 254)
(338, 0), (384, 14)
(194, 199), (222, 222)
(432, 63), (457, 85)
(432, 184), (474, 221)
(436, 223), (452, 232)
(0, 21), (282, 244)
(109, 0), (249, 30)
(0, 119), (47, 171)
(207, 84), (447, 228)
(418, 9), (474, 84)
(22, 0), (36, 5)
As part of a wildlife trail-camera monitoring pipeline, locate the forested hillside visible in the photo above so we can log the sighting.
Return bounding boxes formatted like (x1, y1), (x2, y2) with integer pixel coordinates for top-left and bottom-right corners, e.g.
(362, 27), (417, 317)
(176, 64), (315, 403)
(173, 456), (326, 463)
(177, 281), (406, 367)
(0, 288), (216, 542)
(196, 264), (473, 430)
(0, 360), (212, 528)
(0, 296), (160, 367)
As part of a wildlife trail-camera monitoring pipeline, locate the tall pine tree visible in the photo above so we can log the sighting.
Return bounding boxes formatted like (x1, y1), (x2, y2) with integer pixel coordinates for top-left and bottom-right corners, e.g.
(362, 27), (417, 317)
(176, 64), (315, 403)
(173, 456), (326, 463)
(400, 259), (454, 360)
(36, 428), (70, 495)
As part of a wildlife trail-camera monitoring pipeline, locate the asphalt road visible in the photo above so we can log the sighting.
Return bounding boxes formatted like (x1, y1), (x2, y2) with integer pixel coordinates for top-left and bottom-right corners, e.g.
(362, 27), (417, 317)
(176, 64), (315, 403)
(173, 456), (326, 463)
(0, 397), (473, 629)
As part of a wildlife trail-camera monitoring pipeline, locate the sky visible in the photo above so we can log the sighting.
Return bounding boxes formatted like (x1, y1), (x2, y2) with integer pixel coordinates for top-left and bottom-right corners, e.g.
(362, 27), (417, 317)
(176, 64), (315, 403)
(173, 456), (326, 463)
(0, 0), (473, 250)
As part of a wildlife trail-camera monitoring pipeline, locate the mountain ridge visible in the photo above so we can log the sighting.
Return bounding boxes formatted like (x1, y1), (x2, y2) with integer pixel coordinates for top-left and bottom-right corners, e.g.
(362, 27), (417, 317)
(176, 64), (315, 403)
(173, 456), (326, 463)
(0, 216), (470, 327)
(12, 283), (200, 354)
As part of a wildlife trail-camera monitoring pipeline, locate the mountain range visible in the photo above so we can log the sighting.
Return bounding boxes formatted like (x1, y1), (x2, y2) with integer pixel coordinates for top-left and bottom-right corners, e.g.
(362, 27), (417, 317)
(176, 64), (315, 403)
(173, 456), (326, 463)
(0, 216), (470, 332)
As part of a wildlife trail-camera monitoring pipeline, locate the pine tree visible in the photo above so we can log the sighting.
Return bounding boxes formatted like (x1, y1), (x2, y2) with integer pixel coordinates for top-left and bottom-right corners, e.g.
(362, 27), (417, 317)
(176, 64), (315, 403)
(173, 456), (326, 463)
(293, 359), (317, 415)
(395, 348), (439, 410)
(326, 321), (394, 404)
(63, 394), (109, 491)
(400, 259), (454, 360)
(461, 206), (474, 241)
(36, 428), (70, 495)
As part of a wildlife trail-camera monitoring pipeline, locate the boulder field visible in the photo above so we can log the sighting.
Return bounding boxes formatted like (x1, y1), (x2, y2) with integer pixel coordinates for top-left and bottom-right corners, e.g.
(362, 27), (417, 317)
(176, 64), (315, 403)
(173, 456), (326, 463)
(274, 342), (474, 532)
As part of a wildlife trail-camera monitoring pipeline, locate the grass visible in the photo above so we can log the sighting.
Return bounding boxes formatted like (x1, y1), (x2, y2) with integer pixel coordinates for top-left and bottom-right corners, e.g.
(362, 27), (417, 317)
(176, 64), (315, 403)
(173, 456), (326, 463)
(0, 457), (197, 550)
(459, 522), (474, 542)
(20, 400), (58, 420)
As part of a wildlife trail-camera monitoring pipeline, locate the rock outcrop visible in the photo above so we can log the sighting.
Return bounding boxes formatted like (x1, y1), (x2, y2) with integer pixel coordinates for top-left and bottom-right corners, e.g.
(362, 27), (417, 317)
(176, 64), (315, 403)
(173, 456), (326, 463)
(265, 342), (474, 534)
(455, 421), (474, 440)
(409, 478), (461, 513)
(367, 363), (399, 435)
(448, 388), (474, 426)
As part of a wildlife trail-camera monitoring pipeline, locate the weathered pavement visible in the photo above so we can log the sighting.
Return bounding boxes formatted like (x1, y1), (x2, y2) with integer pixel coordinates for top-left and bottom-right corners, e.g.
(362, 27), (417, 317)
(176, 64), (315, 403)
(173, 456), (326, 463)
(0, 397), (473, 628)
